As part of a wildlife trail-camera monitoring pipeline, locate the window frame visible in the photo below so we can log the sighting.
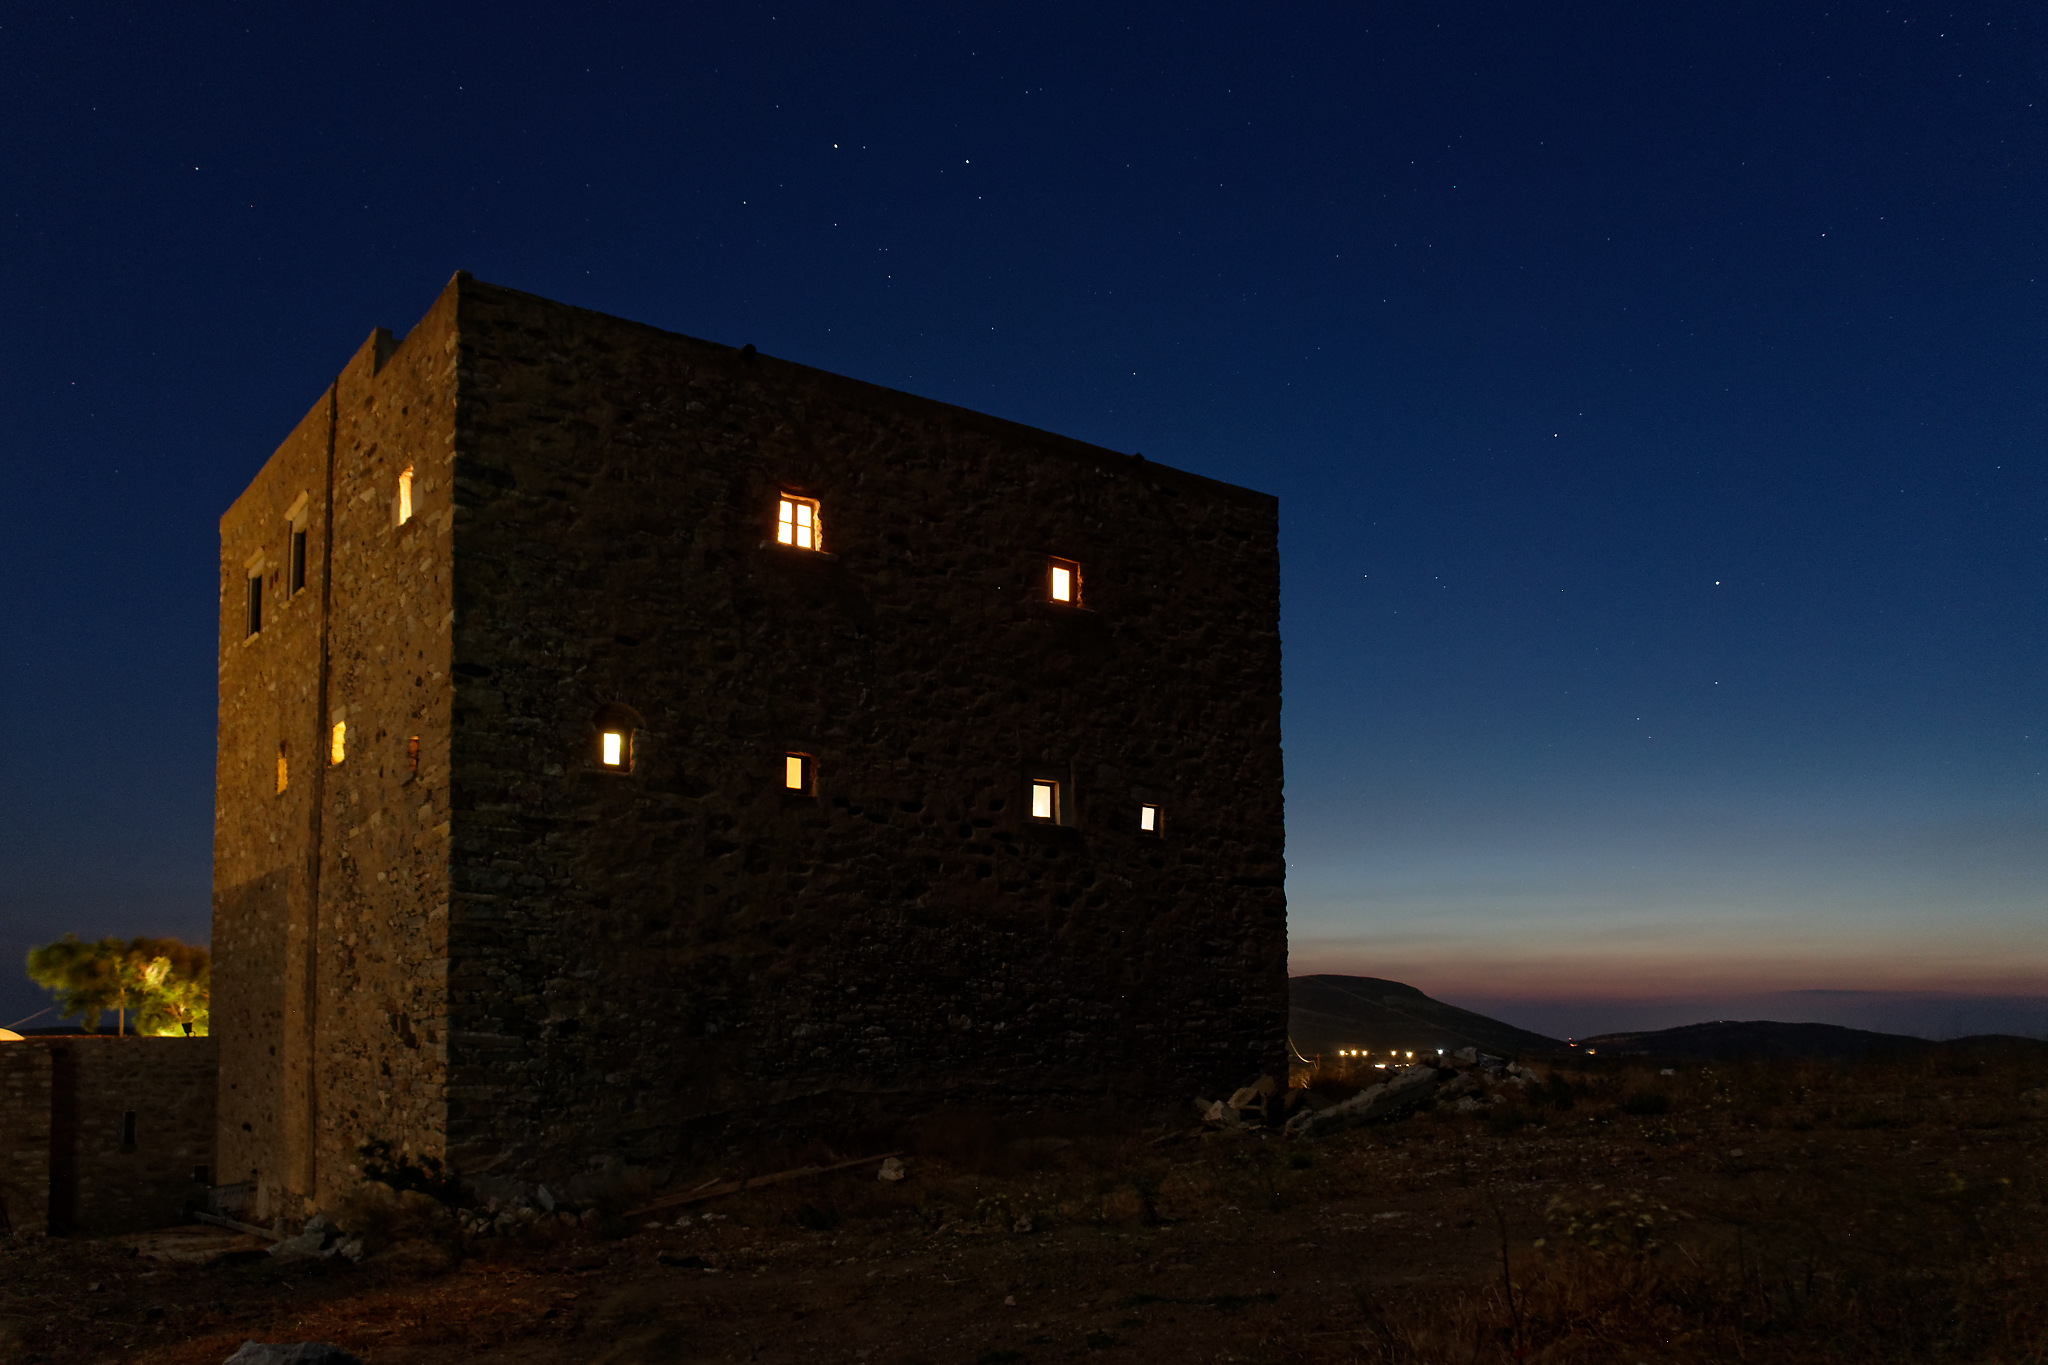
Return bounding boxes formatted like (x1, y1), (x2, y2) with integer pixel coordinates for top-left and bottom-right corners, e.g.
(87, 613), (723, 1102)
(1029, 778), (1061, 824)
(1046, 556), (1082, 606)
(775, 493), (824, 552)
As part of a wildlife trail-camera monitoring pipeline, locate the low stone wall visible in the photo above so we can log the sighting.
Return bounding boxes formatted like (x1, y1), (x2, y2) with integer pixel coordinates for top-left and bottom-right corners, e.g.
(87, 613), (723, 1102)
(0, 1044), (53, 1234)
(0, 1037), (217, 1236)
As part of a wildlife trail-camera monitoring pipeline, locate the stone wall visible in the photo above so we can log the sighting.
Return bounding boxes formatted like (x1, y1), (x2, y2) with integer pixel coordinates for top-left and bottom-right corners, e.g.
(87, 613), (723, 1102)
(442, 279), (1287, 1184)
(0, 1044), (53, 1235)
(0, 1038), (215, 1236)
(216, 275), (1287, 1206)
(216, 302), (459, 1217)
(63, 1038), (218, 1235)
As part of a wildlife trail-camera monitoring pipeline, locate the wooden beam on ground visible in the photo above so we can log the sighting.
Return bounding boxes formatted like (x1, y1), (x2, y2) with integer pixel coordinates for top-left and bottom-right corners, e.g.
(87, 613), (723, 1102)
(626, 1152), (902, 1218)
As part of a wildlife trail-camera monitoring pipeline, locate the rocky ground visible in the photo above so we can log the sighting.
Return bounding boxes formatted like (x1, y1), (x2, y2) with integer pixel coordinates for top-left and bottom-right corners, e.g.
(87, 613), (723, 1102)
(3, 1044), (2044, 1365)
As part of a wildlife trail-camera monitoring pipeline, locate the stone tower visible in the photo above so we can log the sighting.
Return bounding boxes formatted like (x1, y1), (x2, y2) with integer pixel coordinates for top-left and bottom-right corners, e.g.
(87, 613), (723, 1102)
(214, 275), (1285, 1218)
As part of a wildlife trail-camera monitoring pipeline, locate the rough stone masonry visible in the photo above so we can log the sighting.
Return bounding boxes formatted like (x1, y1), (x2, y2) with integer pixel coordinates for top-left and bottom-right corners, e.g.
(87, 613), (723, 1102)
(214, 274), (1286, 1219)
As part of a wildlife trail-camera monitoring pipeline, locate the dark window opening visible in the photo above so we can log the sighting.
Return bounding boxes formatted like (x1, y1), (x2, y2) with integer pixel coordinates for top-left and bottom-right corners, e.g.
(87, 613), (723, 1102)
(245, 573), (262, 637)
(193, 1164), (210, 1185)
(288, 526), (308, 595)
(120, 1111), (136, 1152)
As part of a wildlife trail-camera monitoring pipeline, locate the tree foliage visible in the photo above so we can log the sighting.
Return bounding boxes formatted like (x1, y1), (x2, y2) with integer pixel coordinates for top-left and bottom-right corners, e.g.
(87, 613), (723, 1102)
(23, 935), (210, 1035)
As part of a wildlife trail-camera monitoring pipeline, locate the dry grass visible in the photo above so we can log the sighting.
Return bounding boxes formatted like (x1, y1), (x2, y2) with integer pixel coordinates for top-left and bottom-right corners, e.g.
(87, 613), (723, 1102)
(1, 1043), (2042, 1365)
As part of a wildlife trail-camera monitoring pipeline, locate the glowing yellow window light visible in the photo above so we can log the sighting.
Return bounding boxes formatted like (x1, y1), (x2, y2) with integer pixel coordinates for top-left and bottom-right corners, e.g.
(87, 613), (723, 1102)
(776, 495), (821, 550)
(397, 466), (414, 526)
(276, 744), (289, 795)
(1139, 803), (1159, 833)
(1030, 779), (1058, 822)
(784, 752), (814, 792)
(1047, 556), (1080, 604)
(329, 721), (346, 765)
(601, 730), (625, 767)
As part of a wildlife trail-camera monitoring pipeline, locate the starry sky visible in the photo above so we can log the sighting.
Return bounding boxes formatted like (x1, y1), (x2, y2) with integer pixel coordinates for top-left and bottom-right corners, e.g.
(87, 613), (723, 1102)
(2, 2), (2043, 1038)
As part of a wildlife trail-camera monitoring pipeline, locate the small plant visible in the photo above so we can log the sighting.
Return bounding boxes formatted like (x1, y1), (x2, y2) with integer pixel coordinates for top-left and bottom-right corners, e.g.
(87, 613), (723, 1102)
(358, 1138), (464, 1204)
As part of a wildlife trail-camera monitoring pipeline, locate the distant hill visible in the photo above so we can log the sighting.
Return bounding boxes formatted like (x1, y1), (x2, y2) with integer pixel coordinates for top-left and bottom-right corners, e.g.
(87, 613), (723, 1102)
(1289, 975), (1565, 1058)
(1576, 1020), (1927, 1060)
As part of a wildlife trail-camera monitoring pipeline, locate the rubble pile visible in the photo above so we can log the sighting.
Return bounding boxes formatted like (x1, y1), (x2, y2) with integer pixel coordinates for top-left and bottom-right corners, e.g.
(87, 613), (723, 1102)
(1195, 1046), (1554, 1140)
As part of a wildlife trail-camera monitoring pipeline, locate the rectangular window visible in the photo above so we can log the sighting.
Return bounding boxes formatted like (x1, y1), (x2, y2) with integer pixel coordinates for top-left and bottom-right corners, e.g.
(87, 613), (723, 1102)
(406, 735), (421, 774)
(276, 743), (289, 796)
(395, 466), (414, 527)
(776, 494), (822, 551)
(784, 752), (814, 793)
(600, 730), (626, 768)
(329, 721), (346, 766)
(1030, 779), (1060, 823)
(1139, 803), (1161, 834)
(245, 572), (263, 637)
(1047, 556), (1081, 605)
(288, 526), (307, 596)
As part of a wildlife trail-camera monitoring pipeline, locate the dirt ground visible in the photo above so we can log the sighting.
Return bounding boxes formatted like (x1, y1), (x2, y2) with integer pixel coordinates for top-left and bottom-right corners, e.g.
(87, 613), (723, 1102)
(3, 1045), (2044, 1365)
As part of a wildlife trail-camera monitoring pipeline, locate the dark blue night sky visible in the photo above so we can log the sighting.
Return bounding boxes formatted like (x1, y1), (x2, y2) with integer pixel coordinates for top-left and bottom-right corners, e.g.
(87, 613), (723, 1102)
(2, 3), (2042, 1037)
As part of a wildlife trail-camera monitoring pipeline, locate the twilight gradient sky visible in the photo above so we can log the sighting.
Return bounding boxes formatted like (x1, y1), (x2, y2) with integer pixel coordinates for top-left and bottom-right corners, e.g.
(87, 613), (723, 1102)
(2, 3), (2043, 1037)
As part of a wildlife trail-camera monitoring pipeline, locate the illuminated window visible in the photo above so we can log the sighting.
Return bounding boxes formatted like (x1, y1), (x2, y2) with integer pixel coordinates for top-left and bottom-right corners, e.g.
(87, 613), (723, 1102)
(245, 571), (263, 637)
(784, 752), (815, 793)
(329, 721), (346, 766)
(276, 743), (289, 796)
(395, 466), (414, 527)
(1139, 803), (1161, 834)
(406, 735), (420, 775)
(1030, 779), (1060, 823)
(590, 703), (642, 774)
(776, 494), (822, 551)
(1047, 556), (1081, 605)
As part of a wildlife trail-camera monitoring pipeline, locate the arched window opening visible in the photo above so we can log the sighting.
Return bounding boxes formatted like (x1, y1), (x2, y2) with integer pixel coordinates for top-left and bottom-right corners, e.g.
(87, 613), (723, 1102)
(395, 466), (415, 527)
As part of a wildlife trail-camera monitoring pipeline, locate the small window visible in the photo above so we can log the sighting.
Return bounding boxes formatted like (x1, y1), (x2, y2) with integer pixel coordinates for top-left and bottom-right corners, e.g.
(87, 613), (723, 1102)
(1047, 556), (1081, 605)
(395, 466), (414, 527)
(329, 721), (346, 766)
(784, 752), (815, 793)
(120, 1111), (136, 1152)
(1030, 779), (1060, 823)
(288, 525), (307, 596)
(776, 494), (822, 551)
(590, 703), (643, 774)
(406, 735), (421, 775)
(276, 743), (289, 796)
(245, 572), (263, 637)
(1139, 803), (1162, 834)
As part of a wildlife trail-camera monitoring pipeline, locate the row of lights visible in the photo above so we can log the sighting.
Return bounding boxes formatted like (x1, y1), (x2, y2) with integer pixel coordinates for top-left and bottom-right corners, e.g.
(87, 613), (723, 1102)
(598, 732), (1164, 832)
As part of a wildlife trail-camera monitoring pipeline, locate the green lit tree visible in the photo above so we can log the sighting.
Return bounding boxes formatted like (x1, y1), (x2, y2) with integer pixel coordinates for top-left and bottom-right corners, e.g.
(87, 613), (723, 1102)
(24, 935), (210, 1036)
